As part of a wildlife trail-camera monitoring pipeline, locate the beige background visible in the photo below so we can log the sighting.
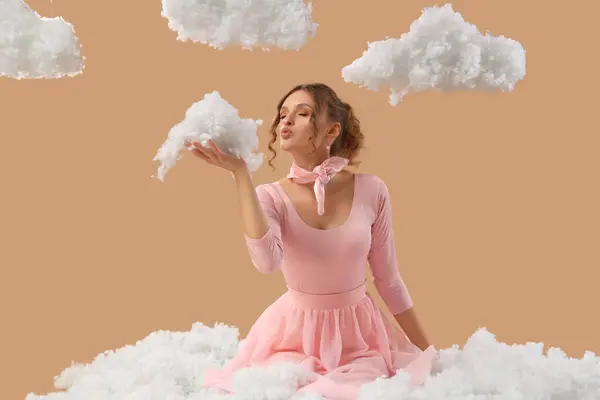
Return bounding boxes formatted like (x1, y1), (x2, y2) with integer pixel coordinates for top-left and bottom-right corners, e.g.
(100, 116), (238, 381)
(1, 0), (599, 398)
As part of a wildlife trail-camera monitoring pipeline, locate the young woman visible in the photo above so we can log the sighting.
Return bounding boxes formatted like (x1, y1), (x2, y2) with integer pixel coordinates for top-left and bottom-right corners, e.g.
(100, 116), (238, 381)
(186, 83), (437, 399)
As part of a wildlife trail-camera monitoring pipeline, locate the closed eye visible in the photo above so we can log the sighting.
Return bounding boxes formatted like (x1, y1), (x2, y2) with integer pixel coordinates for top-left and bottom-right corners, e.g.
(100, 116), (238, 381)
(280, 110), (310, 119)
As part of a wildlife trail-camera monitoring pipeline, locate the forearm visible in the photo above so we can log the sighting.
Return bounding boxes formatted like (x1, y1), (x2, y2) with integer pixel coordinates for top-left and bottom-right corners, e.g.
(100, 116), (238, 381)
(233, 167), (269, 239)
(394, 307), (431, 351)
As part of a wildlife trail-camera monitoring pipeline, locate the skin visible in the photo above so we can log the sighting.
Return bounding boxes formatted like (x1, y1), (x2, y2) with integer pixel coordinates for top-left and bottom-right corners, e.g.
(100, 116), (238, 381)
(185, 89), (432, 352)
(277, 89), (340, 171)
(276, 89), (355, 230)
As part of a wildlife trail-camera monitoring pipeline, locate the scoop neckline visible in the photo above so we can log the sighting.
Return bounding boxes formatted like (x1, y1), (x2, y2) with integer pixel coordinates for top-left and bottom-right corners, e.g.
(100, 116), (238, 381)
(273, 173), (359, 232)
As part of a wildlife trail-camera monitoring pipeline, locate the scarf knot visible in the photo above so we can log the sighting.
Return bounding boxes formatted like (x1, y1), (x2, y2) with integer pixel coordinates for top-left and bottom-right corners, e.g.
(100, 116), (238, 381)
(317, 168), (332, 184)
(287, 156), (350, 216)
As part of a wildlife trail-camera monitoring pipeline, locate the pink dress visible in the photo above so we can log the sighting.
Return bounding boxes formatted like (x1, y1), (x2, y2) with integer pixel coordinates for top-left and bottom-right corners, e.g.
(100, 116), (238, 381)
(202, 173), (437, 399)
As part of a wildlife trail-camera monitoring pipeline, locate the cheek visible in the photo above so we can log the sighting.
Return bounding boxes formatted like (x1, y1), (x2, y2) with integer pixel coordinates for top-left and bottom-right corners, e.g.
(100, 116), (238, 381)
(295, 128), (315, 144)
(297, 120), (317, 136)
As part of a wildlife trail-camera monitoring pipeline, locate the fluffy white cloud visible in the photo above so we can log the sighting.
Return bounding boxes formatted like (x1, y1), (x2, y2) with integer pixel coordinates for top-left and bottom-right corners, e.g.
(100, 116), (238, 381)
(24, 325), (600, 399)
(153, 91), (264, 182)
(0, 0), (84, 79)
(342, 4), (526, 105)
(161, 0), (318, 51)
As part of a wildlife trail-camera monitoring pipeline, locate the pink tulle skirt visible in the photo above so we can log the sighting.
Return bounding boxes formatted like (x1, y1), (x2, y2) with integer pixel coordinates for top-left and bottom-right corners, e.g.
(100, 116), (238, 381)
(202, 282), (436, 400)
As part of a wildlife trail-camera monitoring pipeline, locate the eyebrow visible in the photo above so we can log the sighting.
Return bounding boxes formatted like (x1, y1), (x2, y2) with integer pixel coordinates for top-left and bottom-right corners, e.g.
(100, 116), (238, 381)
(280, 103), (314, 112)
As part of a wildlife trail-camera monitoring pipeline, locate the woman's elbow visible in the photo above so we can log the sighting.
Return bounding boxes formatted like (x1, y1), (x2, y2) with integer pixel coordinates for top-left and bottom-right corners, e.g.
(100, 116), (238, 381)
(252, 248), (283, 274)
(255, 264), (278, 274)
(253, 259), (281, 274)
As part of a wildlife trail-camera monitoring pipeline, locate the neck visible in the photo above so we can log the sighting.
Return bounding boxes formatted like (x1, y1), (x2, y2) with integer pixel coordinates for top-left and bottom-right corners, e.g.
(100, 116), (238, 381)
(291, 152), (331, 171)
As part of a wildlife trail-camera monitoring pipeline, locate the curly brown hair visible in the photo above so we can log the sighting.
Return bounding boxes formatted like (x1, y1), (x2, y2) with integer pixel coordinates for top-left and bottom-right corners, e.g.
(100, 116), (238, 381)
(267, 83), (365, 170)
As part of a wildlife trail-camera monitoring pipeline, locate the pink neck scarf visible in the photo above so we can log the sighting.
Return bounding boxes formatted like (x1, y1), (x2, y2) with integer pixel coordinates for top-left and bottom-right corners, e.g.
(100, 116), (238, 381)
(287, 156), (350, 216)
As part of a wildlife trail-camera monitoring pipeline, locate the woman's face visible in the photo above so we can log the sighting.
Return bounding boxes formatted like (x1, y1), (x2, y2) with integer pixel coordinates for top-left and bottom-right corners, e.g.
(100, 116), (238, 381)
(277, 90), (326, 154)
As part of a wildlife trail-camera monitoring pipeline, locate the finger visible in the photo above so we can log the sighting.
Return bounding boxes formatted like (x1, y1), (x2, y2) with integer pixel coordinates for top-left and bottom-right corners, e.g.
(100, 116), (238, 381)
(207, 139), (220, 151)
(189, 141), (221, 165)
(185, 140), (202, 151)
(191, 141), (204, 150)
(192, 141), (210, 152)
(208, 140), (224, 162)
(189, 142), (211, 157)
(201, 147), (219, 164)
(193, 150), (216, 165)
(184, 141), (195, 152)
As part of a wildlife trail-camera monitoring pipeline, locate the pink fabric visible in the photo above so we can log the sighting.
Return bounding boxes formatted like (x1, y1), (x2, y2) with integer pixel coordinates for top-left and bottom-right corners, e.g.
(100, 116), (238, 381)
(287, 156), (350, 216)
(202, 173), (436, 399)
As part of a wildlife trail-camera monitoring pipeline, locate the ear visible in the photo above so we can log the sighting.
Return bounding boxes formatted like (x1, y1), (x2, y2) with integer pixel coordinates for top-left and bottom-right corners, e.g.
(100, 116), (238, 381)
(326, 122), (341, 143)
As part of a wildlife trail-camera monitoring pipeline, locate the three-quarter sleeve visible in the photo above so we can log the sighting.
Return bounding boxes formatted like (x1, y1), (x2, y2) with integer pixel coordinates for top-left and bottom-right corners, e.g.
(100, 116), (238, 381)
(367, 177), (414, 315)
(243, 185), (284, 274)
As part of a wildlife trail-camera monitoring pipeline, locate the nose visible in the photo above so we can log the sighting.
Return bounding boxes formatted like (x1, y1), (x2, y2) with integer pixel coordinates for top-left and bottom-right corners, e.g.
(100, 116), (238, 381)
(282, 114), (293, 125)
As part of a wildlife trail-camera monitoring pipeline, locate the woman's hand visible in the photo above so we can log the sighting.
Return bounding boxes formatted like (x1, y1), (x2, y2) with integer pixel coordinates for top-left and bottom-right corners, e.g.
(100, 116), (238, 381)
(185, 139), (247, 174)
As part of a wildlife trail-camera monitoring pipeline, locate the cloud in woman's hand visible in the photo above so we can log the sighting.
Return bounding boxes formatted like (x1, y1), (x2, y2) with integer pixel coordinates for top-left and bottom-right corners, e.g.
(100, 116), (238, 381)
(152, 91), (264, 182)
